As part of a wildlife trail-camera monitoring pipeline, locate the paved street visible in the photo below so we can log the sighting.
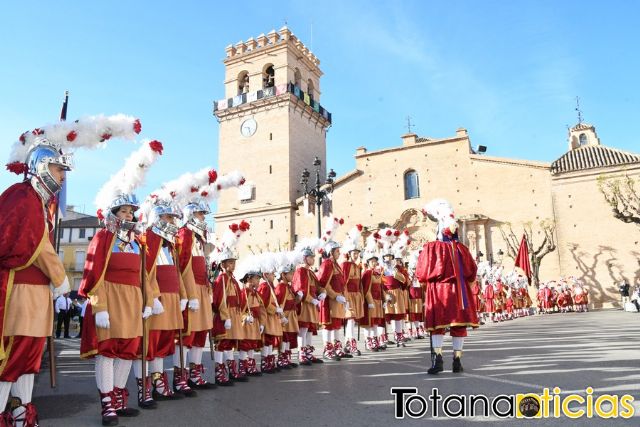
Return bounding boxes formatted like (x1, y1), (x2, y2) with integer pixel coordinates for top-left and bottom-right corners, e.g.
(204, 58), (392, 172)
(34, 309), (639, 426)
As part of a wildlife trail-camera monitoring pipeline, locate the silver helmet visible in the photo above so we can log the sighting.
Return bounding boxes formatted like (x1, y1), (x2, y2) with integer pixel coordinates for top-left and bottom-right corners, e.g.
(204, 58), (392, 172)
(103, 193), (141, 237)
(323, 240), (341, 257)
(183, 197), (210, 238)
(150, 201), (182, 243)
(26, 137), (73, 200)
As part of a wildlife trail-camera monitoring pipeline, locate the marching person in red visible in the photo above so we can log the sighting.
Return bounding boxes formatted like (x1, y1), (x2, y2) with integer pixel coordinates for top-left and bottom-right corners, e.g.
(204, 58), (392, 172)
(0, 138), (71, 426)
(360, 233), (386, 352)
(291, 238), (324, 366)
(81, 141), (164, 425)
(482, 278), (495, 322)
(175, 201), (215, 393)
(379, 228), (410, 348)
(238, 262), (263, 379)
(341, 225), (365, 356)
(407, 250), (426, 339)
(274, 252), (301, 368)
(211, 221), (251, 383)
(317, 224), (351, 361)
(2, 115), (140, 426)
(416, 199), (479, 375)
(210, 251), (233, 385)
(132, 196), (187, 407)
(256, 254), (287, 373)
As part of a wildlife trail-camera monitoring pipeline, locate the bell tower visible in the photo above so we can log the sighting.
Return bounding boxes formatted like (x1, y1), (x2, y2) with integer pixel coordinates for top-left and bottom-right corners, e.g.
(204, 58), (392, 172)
(213, 26), (332, 252)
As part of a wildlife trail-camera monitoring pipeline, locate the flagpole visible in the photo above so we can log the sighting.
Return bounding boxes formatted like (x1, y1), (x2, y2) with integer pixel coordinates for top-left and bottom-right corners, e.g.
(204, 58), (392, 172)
(48, 90), (69, 388)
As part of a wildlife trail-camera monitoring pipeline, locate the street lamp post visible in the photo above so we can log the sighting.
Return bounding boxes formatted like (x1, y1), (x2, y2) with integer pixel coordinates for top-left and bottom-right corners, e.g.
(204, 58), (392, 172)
(300, 156), (337, 238)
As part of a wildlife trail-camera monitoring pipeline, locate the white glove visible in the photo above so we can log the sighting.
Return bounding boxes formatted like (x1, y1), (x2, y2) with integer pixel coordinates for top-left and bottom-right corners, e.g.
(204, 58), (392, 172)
(311, 298), (320, 306)
(383, 302), (387, 310)
(317, 292), (327, 301)
(152, 298), (164, 315)
(142, 306), (153, 319)
(368, 303), (375, 309)
(296, 290), (304, 298)
(245, 314), (255, 324)
(276, 307), (284, 314)
(188, 298), (200, 311)
(180, 299), (188, 312)
(95, 311), (110, 329)
(259, 325), (265, 334)
(336, 295), (347, 304)
(51, 276), (71, 299)
(224, 319), (232, 330)
(385, 294), (393, 302)
(280, 317), (289, 325)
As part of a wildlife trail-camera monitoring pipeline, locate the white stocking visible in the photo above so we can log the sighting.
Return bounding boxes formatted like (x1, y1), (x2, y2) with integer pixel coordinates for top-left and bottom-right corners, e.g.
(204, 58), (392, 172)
(345, 319), (355, 339)
(113, 358), (132, 389)
(133, 359), (146, 378)
(224, 350), (234, 361)
(172, 345), (188, 368)
(452, 337), (464, 352)
(189, 347), (204, 365)
(0, 382), (11, 411)
(394, 320), (403, 334)
(214, 351), (224, 364)
(95, 355), (114, 393)
(149, 357), (164, 374)
(306, 332), (313, 348)
(10, 374), (34, 404)
(239, 350), (248, 360)
(321, 329), (330, 344)
(248, 349), (255, 359)
(431, 334), (444, 351)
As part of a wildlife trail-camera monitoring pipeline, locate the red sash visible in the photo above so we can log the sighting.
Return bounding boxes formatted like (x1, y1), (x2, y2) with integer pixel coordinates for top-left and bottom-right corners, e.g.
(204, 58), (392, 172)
(226, 295), (240, 308)
(13, 265), (49, 286)
(156, 265), (180, 293)
(104, 253), (140, 286)
(192, 256), (207, 286)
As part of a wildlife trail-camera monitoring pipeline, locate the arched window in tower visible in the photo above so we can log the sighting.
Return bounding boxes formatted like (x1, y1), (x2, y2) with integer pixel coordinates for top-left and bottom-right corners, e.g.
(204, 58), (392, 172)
(263, 65), (275, 89)
(238, 71), (249, 95)
(294, 68), (302, 88)
(404, 170), (420, 200)
(307, 79), (315, 99)
(579, 133), (587, 146)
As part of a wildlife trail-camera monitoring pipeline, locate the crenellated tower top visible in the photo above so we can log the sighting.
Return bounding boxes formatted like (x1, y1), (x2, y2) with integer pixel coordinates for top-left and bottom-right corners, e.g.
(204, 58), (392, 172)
(224, 26), (321, 68)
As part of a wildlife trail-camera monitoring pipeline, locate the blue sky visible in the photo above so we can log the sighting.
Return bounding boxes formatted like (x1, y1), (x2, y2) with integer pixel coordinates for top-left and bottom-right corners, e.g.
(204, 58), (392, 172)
(1, 1), (638, 216)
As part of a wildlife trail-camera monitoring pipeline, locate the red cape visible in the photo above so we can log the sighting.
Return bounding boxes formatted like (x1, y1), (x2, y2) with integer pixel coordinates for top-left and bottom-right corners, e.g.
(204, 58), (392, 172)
(177, 226), (195, 273)
(143, 229), (163, 274)
(78, 228), (116, 298)
(0, 182), (48, 359)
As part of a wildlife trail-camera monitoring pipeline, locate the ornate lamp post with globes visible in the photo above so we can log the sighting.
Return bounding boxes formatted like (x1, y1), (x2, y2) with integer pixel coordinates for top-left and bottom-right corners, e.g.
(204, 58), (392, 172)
(300, 156), (337, 238)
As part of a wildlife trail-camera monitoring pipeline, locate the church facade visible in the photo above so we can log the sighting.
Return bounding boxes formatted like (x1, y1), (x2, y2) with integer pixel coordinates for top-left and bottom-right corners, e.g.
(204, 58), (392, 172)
(214, 27), (640, 307)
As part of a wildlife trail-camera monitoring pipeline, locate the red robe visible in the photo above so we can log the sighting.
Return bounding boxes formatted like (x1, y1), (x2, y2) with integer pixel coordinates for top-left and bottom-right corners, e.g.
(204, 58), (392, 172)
(0, 182), (50, 360)
(416, 240), (479, 331)
(79, 228), (144, 359)
(317, 258), (347, 326)
(482, 284), (494, 313)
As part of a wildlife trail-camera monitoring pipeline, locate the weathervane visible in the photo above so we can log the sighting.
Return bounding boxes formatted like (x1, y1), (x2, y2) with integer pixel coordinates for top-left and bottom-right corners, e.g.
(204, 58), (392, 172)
(575, 96), (583, 124)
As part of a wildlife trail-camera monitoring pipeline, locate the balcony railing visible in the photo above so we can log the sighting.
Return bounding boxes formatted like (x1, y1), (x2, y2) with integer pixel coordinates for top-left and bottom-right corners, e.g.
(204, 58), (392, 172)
(214, 83), (332, 124)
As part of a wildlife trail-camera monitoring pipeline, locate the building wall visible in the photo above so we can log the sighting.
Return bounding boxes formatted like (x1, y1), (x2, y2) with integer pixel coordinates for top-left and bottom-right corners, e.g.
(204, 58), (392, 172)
(58, 226), (98, 291)
(314, 131), (560, 280)
(552, 165), (640, 307)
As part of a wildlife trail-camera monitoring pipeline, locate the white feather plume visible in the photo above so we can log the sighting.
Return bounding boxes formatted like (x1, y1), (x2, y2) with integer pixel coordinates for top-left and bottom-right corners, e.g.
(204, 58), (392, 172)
(94, 139), (163, 214)
(8, 114), (141, 164)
